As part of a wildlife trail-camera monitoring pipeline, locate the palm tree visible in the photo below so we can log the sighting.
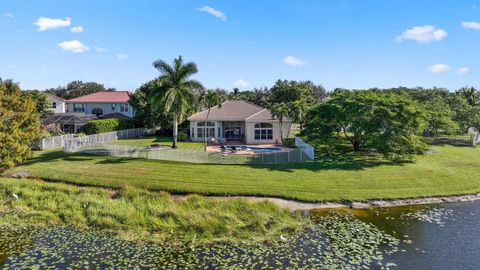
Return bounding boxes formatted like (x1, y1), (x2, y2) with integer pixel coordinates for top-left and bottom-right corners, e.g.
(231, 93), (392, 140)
(458, 86), (480, 106)
(200, 90), (223, 151)
(271, 102), (289, 145)
(150, 56), (204, 148)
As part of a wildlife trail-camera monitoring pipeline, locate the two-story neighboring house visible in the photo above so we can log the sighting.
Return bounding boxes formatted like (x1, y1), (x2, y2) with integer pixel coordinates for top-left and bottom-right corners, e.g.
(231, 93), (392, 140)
(65, 91), (133, 118)
(43, 91), (134, 133)
(46, 94), (66, 114)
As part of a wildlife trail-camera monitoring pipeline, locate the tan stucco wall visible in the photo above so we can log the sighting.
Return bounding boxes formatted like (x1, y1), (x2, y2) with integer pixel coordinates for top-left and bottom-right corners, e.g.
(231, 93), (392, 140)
(245, 121), (292, 145)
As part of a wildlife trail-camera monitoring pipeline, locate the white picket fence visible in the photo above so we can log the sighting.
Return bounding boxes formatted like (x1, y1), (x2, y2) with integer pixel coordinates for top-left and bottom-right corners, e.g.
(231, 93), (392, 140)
(294, 137), (315, 159)
(64, 128), (155, 152)
(32, 134), (75, 150)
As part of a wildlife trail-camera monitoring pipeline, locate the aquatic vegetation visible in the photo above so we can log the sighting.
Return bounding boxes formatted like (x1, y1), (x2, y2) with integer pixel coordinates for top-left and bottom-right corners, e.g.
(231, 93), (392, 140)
(0, 212), (401, 269)
(402, 206), (453, 225)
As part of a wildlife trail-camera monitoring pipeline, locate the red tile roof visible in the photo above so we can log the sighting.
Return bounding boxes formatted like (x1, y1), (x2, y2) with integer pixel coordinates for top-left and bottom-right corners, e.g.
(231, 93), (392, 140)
(66, 91), (131, 103)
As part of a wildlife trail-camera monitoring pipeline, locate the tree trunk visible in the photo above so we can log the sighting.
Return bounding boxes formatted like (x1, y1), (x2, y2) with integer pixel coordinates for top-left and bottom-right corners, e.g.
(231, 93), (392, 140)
(204, 109), (211, 152)
(279, 117), (284, 145)
(172, 113), (178, 149)
(353, 139), (361, 151)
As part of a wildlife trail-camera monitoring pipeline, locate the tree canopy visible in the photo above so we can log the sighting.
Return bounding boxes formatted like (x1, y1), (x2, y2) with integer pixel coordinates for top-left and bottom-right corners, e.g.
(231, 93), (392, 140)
(0, 79), (41, 170)
(149, 56), (204, 148)
(23, 90), (52, 119)
(45, 80), (116, 99)
(303, 90), (427, 159)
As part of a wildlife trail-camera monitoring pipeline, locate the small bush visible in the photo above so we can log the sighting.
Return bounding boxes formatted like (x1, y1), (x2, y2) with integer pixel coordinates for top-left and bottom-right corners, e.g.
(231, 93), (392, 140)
(283, 138), (295, 147)
(85, 119), (134, 135)
(177, 131), (189, 142)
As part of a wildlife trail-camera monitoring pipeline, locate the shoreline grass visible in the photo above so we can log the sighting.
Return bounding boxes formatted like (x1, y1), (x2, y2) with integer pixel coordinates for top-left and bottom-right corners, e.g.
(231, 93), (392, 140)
(0, 178), (304, 243)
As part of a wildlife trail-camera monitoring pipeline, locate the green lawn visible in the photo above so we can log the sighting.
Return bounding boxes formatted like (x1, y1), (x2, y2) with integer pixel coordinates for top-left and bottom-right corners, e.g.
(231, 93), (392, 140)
(108, 136), (204, 150)
(6, 145), (480, 202)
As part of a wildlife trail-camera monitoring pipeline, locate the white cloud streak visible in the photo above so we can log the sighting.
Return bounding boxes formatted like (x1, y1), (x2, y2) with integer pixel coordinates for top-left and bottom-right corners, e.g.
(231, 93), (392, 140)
(462, 21), (480, 31)
(283, 56), (305, 66)
(198, 6), (227, 21)
(428, 64), (451, 73)
(70, 25), (84, 33)
(34, 17), (71, 31)
(58, 40), (88, 53)
(117, 53), (128, 60)
(233, 79), (250, 88)
(457, 67), (471, 74)
(395, 25), (447, 43)
(94, 46), (109, 52)
(4, 12), (14, 18)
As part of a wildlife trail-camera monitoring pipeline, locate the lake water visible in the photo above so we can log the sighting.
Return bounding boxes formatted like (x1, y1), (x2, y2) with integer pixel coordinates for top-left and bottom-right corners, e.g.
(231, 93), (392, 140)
(1, 200), (479, 269)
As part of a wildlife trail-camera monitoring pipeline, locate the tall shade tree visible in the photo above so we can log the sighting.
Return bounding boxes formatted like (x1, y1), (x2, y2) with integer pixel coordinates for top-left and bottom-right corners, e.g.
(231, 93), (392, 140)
(302, 90), (426, 160)
(199, 90), (224, 151)
(149, 56), (204, 148)
(0, 79), (41, 170)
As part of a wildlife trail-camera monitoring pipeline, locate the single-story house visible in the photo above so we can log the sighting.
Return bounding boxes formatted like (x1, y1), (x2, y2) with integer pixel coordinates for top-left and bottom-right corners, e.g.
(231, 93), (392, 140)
(46, 94), (66, 114)
(187, 100), (292, 145)
(66, 91), (133, 118)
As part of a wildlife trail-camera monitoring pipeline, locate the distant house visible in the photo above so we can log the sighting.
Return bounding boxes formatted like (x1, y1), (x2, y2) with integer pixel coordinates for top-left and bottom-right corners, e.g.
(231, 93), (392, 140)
(46, 94), (66, 114)
(43, 91), (134, 133)
(188, 100), (292, 145)
(65, 91), (133, 118)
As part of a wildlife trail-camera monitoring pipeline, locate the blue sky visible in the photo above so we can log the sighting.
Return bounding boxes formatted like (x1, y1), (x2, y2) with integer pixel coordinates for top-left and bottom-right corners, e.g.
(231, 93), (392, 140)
(1, 0), (480, 91)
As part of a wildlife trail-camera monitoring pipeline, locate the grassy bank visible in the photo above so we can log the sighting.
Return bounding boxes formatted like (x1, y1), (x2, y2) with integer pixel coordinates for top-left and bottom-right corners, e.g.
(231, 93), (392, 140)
(5, 144), (480, 202)
(0, 178), (303, 243)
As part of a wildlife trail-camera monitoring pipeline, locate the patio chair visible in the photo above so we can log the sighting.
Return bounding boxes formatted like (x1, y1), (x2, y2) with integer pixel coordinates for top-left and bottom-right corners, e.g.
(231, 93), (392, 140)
(231, 146), (238, 152)
(220, 145), (228, 152)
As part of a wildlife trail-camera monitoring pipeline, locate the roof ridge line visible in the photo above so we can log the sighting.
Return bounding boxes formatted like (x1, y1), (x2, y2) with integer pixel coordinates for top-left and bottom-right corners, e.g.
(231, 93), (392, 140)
(245, 108), (267, 120)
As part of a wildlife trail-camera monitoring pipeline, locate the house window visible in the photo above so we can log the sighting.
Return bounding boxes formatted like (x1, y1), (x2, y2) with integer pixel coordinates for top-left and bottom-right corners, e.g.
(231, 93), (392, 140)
(254, 123), (273, 140)
(197, 121), (215, 127)
(197, 127), (215, 138)
(120, 104), (129, 112)
(52, 102), (57, 109)
(191, 128), (195, 138)
(73, 103), (85, 112)
(111, 104), (116, 111)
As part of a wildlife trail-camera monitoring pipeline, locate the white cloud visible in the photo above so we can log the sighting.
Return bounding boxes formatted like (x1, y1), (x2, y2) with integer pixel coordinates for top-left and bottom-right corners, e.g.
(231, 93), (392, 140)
(233, 79), (250, 88)
(395, 25), (447, 43)
(198, 6), (227, 21)
(117, 53), (128, 60)
(58, 40), (88, 53)
(428, 64), (451, 73)
(457, 67), (471, 74)
(283, 56), (305, 66)
(4, 12), (14, 18)
(462, 21), (480, 31)
(34, 16), (71, 31)
(94, 46), (109, 52)
(70, 25), (84, 33)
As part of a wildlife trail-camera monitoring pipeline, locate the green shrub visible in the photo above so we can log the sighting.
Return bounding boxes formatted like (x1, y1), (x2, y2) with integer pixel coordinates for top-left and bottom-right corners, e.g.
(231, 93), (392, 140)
(84, 119), (134, 135)
(177, 131), (189, 142)
(283, 138), (295, 147)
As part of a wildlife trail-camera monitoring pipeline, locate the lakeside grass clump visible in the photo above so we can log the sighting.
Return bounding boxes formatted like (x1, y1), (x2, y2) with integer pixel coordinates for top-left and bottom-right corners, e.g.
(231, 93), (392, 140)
(0, 178), (304, 243)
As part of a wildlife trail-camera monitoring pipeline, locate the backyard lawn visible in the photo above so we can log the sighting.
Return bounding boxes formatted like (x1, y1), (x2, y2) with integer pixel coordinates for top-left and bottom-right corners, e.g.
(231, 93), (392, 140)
(6, 144), (480, 202)
(108, 136), (204, 150)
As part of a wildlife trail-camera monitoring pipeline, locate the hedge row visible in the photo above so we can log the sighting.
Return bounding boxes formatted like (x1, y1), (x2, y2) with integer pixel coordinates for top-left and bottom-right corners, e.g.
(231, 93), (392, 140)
(84, 119), (134, 135)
